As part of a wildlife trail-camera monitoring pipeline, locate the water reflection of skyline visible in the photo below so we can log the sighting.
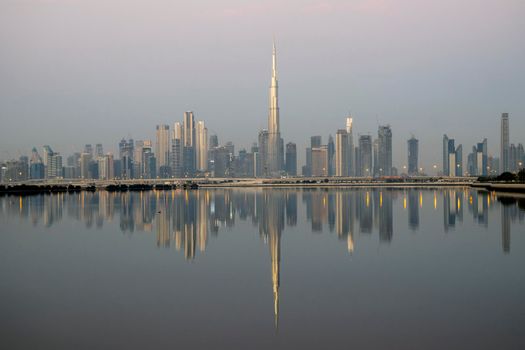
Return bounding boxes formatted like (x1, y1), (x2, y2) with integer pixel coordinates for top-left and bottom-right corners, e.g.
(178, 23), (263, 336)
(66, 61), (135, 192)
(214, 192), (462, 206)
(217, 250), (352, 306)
(1, 189), (524, 255)
(2, 188), (524, 329)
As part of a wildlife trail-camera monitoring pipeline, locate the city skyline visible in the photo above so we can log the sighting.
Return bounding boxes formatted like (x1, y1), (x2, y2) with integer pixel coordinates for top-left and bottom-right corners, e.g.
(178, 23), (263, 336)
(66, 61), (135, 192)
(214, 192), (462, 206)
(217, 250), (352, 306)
(1, 0), (524, 170)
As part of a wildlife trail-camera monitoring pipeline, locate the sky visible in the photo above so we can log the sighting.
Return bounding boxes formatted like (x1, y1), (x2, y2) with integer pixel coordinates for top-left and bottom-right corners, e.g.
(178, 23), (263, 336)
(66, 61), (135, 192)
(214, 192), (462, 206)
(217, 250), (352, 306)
(1, 0), (524, 171)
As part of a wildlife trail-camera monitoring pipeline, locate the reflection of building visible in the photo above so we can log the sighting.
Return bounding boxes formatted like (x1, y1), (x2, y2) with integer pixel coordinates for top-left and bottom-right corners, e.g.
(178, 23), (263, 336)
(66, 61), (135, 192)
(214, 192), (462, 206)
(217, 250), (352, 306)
(470, 191), (489, 226)
(443, 190), (463, 231)
(407, 190), (420, 230)
(501, 203), (511, 254)
(357, 190), (373, 233)
(378, 191), (393, 242)
(335, 191), (355, 253)
(258, 190), (284, 328)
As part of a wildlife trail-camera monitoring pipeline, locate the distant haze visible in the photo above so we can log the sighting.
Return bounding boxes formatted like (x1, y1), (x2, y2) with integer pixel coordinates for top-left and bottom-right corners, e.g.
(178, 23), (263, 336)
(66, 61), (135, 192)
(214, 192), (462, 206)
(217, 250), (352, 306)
(1, 0), (524, 170)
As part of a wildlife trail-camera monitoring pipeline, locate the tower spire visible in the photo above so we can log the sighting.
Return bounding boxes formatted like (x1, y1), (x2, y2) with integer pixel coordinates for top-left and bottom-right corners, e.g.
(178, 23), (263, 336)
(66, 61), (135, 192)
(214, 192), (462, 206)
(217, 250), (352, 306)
(272, 39), (277, 79)
(266, 39), (281, 176)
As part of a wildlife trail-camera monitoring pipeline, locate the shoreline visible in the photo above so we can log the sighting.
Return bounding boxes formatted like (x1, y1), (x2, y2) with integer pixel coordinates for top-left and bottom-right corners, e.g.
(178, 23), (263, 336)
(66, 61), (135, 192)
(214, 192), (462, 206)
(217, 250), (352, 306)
(2, 178), (525, 195)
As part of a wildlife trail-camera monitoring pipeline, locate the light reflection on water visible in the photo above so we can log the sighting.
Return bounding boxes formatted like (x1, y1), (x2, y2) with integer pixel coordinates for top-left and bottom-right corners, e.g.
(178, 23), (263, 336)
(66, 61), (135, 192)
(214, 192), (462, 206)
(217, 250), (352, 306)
(0, 188), (524, 349)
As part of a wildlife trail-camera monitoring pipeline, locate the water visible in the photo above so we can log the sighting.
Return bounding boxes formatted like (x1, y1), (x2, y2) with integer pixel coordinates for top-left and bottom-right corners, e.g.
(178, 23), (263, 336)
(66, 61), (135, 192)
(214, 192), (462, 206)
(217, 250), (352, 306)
(1, 188), (524, 349)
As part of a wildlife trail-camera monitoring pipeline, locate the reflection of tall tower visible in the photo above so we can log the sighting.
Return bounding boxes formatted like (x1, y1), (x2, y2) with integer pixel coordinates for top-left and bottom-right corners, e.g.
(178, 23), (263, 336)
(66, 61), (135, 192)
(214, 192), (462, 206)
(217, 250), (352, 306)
(335, 191), (354, 253)
(407, 190), (420, 230)
(267, 41), (282, 176)
(501, 203), (511, 253)
(258, 190), (284, 328)
(378, 190), (393, 242)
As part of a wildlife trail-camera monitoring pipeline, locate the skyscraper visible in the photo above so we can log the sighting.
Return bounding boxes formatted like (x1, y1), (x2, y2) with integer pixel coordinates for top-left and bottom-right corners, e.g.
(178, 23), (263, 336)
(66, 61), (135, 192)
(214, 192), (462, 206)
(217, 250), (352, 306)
(95, 144), (103, 158)
(377, 125), (392, 176)
(407, 136), (418, 176)
(285, 142), (297, 176)
(267, 41), (282, 176)
(30, 147), (45, 179)
(358, 135), (372, 177)
(311, 146), (329, 177)
(258, 130), (269, 176)
(171, 122), (183, 178)
(456, 144), (463, 176)
(196, 121), (208, 172)
(500, 113), (509, 173)
(442, 134), (449, 176)
(183, 112), (196, 176)
(327, 135), (335, 176)
(183, 111), (195, 148)
(477, 139), (488, 176)
(346, 117), (354, 176)
(335, 129), (348, 176)
(118, 138), (134, 179)
(156, 124), (170, 175)
(443, 135), (462, 176)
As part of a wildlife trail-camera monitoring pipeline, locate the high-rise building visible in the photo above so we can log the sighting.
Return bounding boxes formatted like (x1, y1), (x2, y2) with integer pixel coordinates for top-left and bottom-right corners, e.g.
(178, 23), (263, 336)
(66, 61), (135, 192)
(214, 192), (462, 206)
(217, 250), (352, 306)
(42, 146), (63, 179)
(407, 136), (418, 176)
(133, 140), (144, 179)
(304, 136), (322, 177)
(476, 139), (488, 176)
(456, 144), (463, 176)
(118, 138), (134, 179)
(443, 135), (462, 176)
(442, 134), (449, 176)
(95, 144), (103, 158)
(30, 147), (45, 179)
(209, 134), (218, 148)
(80, 152), (91, 179)
(183, 111), (195, 148)
(285, 142), (297, 176)
(500, 113), (509, 173)
(258, 130), (269, 176)
(183, 112), (196, 176)
(43, 145), (53, 168)
(196, 121), (208, 172)
(327, 135), (335, 176)
(84, 144), (93, 157)
(373, 139), (379, 177)
(346, 117), (355, 176)
(267, 41), (282, 176)
(213, 146), (231, 177)
(156, 124), (170, 175)
(358, 135), (372, 177)
(311, 146), (329, 177)
(311, 136), (322, 148)
(98, 153), (114, 180)
(138, 140), (154, 179)
(517, 143), (525, 170)
(335, 130), (348, 176)
(377, 125), (392, 176)
(171, 122), (183, 178)
(47, 153), (62, 179)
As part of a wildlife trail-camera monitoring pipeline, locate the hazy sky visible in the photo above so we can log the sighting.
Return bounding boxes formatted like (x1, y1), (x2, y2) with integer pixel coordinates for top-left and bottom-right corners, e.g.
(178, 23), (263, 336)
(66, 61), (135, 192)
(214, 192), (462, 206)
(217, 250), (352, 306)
(1, 0), (524, 170)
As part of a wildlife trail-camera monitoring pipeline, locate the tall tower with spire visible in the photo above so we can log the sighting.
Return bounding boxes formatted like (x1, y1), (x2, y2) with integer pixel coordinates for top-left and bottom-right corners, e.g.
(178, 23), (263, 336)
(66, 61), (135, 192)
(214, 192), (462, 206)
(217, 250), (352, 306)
(267, 40), (282, 176)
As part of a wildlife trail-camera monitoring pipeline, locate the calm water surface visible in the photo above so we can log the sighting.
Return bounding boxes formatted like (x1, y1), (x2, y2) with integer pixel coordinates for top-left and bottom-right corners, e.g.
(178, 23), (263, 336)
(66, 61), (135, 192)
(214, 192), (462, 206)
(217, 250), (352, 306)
(1, 188), (524, 349)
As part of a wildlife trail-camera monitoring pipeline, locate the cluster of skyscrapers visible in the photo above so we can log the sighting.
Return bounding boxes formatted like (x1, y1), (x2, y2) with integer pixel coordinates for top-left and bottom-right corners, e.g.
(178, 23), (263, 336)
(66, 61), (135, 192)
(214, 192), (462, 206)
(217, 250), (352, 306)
(441, 113), (523, 178)
(1, 44), (524, 182)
